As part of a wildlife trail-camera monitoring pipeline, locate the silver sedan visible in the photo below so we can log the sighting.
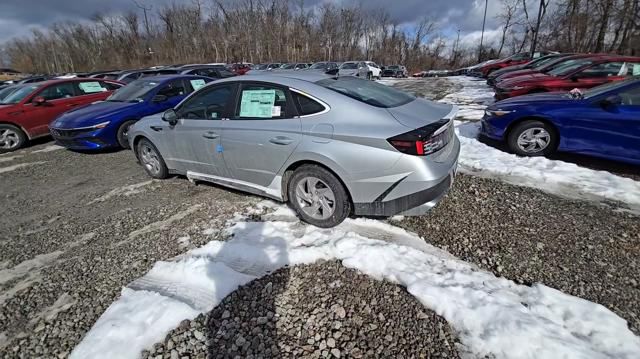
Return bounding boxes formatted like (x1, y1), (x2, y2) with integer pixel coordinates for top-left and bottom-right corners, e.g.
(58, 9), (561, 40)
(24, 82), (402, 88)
(128, 72), (459, 227)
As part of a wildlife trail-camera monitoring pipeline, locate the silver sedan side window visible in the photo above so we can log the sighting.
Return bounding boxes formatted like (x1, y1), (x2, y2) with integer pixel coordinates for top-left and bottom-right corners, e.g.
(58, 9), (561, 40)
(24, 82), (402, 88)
(178, 85), (233, 120)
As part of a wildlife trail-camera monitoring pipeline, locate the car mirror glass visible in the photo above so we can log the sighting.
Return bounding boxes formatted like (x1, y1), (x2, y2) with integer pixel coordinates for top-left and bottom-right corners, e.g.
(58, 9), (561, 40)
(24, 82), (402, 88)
(601, 95), (622, 107)
(162, 109), (178, 124)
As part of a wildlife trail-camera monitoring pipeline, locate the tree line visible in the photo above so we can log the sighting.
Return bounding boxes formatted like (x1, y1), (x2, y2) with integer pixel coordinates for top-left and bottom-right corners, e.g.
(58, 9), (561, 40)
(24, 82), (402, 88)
(2, 0), (639, 74)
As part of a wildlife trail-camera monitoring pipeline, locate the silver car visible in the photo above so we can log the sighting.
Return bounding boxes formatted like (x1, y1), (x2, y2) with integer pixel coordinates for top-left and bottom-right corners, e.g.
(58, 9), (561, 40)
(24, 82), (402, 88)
(128, 72), (459, 227)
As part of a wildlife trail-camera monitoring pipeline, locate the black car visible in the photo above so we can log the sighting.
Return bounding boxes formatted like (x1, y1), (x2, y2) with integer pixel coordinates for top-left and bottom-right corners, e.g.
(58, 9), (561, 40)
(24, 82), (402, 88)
(179, 66), (237, 79)
(381, 65), (407, 78)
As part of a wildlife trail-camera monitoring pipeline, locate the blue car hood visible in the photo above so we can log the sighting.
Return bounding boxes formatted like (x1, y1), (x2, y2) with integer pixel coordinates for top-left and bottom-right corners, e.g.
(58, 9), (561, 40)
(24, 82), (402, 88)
(54, 101), (140, 128)
(494, 92), (575, 107)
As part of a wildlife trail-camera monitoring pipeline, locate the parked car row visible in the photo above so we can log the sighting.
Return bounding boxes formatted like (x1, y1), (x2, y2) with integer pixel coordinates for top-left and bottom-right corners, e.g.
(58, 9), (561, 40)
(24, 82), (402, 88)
(1, 66), (461, 228)
(466, 52), (640, 166)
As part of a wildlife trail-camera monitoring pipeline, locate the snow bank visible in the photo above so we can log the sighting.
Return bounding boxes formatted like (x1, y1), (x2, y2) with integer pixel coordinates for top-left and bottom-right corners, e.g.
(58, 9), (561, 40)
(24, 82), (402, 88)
(31, 144), (64, 153)
(71, 202), (640, 359)
(456, 121), (640, 211)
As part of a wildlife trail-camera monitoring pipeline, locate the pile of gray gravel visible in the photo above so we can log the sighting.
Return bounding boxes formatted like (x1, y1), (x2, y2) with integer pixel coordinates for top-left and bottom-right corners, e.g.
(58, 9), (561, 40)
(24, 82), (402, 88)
(144, 261), (461, 359)
(399, 173), (640, 334)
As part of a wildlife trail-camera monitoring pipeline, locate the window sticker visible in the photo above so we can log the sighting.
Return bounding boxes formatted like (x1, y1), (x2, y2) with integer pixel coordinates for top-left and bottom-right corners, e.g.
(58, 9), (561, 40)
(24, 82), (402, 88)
(239, 89), (276, 118)
(633, 64), (640, 76)
(271, 106), (281, 117)
(79, 82), (106, 93)
(190, 79), (206, 91)
(210, 112), (218, 119)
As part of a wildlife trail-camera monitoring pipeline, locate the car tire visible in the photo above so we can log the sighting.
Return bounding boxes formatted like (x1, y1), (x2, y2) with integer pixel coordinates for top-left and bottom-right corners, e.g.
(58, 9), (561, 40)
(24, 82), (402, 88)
(136, 138), (169, 179)
(366, 72), (372, 80)
(507, 120), (558, 157)
(287, 165), (351, 228)
(116, 120), (137, 149)
(0, 124), (27, 153)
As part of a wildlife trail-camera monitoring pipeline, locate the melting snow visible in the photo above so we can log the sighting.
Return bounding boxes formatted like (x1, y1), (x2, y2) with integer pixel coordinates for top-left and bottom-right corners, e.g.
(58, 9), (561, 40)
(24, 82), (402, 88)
(439, 76), (494, 120)
(456, 121), (640, 211)
(89, 180), (155, 204)
(0, 161), (46, 174)
(71, 202), (640, 359)
(31, 144), (64, 153)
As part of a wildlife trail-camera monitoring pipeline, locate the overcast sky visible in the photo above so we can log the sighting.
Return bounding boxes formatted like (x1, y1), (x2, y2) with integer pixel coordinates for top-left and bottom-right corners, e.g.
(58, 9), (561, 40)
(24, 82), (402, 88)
(0, 0), (503, 45)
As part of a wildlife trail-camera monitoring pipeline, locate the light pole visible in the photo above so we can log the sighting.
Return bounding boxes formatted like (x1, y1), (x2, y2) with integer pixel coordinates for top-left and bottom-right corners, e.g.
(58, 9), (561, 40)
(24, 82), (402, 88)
(478, 0), (488, 62)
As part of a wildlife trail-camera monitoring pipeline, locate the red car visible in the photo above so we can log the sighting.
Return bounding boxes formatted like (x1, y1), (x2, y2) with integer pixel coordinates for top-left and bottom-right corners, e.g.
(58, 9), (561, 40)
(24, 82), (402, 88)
(478, 51), (554, 77)
(228, 63), (251, 75)
(492, 54), (607, 86)
(494, 56), (640, 100)
(0, 78), (123, 152)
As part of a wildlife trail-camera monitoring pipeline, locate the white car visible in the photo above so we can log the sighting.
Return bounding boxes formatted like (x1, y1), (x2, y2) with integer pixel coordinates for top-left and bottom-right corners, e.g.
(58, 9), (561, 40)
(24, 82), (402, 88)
(364, 61), (382, 79)
(338, 61), (381, 80)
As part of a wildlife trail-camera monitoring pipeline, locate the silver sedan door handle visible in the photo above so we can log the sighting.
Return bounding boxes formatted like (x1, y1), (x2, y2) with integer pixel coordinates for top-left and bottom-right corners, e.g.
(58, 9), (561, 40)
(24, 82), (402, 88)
(269, 136), (294, 145)
(202, 131), (219, 139)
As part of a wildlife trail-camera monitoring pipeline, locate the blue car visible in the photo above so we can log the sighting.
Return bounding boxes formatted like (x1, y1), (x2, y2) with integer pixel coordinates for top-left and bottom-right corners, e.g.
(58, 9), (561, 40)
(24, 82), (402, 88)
(50, 75), (214, 150)
(480, 78), (640, 165)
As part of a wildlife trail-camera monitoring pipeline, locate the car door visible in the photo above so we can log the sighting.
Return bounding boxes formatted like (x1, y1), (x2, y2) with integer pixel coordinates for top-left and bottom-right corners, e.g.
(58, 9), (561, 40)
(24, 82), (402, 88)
(20, 82), (83, 136)
(163, 83), (236, 176)
(220, 82), (302, 188)
(357, 62), (368, 77)
(599, 85), (640, 160)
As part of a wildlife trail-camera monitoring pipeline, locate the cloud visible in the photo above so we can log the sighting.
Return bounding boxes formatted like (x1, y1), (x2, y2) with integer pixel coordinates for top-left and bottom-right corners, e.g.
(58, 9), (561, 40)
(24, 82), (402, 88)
(0, 0), (504, 45)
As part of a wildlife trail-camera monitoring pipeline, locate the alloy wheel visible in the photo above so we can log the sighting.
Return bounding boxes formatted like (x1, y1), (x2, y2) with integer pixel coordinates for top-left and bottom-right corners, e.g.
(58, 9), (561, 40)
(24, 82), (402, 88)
(0, 128), (20, 150)
(139, 143), (161, 175)
(516, 127), (551, 153)
(295, 176), (336, 220)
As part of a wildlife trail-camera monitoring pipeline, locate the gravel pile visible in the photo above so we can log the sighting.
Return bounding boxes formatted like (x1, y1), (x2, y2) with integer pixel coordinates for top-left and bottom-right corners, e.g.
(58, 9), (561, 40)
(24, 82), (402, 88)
(0, 147), (252, 358)
(144, 261), (461, 359)
(399, 173), (640, 334)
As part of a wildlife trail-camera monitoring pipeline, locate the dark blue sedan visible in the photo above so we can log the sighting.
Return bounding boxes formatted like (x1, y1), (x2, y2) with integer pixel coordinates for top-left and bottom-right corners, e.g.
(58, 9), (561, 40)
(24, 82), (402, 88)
(50, 75), (213, 150)
(480, 78), (640, 165)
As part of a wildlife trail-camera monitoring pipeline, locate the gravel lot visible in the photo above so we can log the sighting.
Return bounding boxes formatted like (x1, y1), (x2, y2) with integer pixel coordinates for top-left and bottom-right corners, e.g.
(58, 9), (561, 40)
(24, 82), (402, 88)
(144, 261), (460, 359)
(1, 77), (639, 358)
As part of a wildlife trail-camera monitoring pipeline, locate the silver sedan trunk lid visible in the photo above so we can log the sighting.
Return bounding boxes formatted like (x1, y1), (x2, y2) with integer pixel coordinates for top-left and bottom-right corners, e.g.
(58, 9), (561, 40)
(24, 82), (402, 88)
(386, 98), (455, 129)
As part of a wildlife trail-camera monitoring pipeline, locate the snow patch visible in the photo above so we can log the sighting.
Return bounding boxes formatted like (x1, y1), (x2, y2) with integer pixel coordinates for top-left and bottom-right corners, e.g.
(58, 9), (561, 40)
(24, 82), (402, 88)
(456, 121), (640, 211)
(72, 202), (640, 359)
(0, 155), (23, 164)
(89, 180), (155, 204)
(0, 161), (46, 174)
(125, 205), (203, 241)
(0, 251), (64, 286)
(438, 76), (494, 120)
(31, 144), (64, 153)
(32, 292), (77, 323)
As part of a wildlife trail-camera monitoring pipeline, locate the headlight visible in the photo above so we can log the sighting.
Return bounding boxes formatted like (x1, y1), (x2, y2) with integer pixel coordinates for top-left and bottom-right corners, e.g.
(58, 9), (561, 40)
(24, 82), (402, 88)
(92, 121), (111, 129)
(484, 109), (513, 117)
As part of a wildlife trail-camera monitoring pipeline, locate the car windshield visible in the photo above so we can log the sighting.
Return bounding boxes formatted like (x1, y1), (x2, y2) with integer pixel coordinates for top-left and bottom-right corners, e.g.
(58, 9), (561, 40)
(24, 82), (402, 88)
(0, 86), (22, 101)
(218, 69), (235, 77)
(317, 76), (414, 108)
(387, 65), (400, 69)
(281, 64), (296, 69)
(583, 78), (638, 99)
(341, 62), (358, 70)
(310, 62), (327, 69)
(107, 79), (159, 102)
(530, 56), (561, 68)
(254, 64), (268, 70)
(0, 84), (39, 104)
(547, 60), (593, 76)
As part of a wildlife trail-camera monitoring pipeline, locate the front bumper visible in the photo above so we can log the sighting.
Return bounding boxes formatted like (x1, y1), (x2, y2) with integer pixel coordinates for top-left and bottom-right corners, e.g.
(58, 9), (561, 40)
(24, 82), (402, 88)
(50, 127), (114, 150)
